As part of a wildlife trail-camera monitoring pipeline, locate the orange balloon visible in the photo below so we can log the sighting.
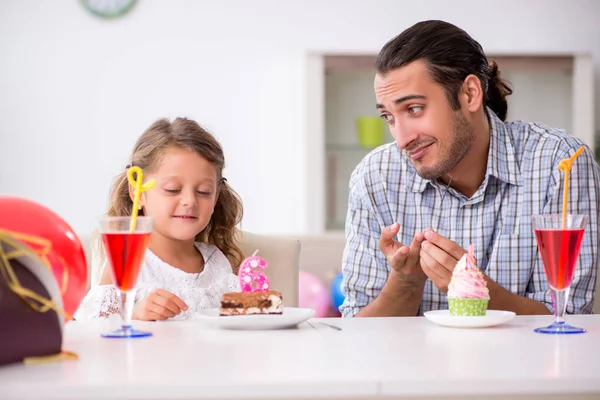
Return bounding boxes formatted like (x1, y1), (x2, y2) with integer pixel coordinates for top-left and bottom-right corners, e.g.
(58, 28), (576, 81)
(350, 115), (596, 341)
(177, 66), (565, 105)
(0, 196), (88, 319)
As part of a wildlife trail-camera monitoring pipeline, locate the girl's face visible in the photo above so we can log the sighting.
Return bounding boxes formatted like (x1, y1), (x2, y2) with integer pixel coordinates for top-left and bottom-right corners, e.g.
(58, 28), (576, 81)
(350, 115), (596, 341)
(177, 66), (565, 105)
(135, 146), (219, 243)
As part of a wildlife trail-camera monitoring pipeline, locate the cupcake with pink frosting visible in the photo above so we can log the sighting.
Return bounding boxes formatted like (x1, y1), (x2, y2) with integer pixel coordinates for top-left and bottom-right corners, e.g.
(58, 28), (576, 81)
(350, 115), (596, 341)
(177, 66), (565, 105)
(447, 244), (490, 316)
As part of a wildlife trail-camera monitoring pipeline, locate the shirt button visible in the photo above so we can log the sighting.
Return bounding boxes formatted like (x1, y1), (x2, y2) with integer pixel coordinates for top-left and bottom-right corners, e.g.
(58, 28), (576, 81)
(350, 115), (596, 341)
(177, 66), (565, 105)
(464, 204), (472, 208)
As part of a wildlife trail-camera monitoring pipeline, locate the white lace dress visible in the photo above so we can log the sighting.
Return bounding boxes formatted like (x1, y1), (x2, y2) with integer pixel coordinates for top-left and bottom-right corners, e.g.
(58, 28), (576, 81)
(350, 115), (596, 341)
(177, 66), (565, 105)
(74, 242), (240, 321)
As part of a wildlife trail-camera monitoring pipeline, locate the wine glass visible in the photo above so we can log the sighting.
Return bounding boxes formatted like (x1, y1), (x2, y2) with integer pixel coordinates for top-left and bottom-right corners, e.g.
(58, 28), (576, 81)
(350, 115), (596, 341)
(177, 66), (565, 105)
(531, 214), (587, 334)
(99, 216), (153, 338)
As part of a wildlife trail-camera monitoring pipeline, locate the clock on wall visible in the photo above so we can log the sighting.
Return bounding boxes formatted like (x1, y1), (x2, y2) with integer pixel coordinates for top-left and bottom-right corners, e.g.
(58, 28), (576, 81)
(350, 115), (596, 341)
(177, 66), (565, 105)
(81, 0), (137, 19)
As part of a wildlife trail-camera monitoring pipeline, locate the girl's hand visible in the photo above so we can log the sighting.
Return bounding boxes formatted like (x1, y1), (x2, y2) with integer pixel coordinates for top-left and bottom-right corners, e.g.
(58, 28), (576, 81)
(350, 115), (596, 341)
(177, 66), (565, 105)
(132, 288), (188, 320)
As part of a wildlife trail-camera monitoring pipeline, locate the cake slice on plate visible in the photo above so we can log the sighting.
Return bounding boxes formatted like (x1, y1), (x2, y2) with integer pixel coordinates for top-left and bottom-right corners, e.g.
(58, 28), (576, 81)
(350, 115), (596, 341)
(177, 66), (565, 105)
(219, 291), (283, 316)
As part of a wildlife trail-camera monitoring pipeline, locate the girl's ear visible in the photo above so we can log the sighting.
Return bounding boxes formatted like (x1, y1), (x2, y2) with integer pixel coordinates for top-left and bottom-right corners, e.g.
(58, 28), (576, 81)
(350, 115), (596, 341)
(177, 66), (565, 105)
(128, 184), (146, 209)
(212, 191), (219, 214)
(128, 184), (135, 203)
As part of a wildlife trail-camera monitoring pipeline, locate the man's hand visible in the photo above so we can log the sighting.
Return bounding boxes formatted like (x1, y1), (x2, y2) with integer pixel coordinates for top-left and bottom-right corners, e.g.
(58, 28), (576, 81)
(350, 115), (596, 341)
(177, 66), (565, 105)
(355, 222), (426, 317)
(419, 228), (467, 292)
(379, 222), (426, 284)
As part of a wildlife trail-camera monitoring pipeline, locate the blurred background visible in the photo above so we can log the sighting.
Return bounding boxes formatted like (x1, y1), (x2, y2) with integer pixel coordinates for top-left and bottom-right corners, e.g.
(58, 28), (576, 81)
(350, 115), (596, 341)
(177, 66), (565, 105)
(1, 0), (598, 238)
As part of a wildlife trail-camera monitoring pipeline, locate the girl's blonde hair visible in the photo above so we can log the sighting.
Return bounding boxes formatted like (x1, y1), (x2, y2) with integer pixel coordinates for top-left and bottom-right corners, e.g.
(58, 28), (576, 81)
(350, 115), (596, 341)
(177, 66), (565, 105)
(97, 117), (244, 275)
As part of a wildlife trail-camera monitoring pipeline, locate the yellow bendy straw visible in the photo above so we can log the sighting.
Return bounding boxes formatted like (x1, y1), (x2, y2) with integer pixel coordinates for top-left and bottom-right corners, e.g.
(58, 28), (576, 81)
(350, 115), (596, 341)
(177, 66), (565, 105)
(557, 146), (585, 229)
(127, 166), (156, 232)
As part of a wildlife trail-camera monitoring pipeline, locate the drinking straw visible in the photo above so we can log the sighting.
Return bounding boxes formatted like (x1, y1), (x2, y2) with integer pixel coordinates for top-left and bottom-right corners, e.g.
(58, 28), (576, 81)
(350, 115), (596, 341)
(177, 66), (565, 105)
(557, 146), (585, 229)
(126, 166), (156, 232)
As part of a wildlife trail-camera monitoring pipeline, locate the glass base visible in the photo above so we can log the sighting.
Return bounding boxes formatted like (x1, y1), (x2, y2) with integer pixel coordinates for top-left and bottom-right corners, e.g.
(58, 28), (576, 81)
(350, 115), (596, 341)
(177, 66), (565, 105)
(101, 325), (152, 339)
(534, 321), (586, 335)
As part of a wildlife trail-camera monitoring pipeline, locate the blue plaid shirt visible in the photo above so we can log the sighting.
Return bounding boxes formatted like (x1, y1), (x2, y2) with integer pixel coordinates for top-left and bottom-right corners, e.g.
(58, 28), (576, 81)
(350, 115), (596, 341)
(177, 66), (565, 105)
(340, 109), (600, 317)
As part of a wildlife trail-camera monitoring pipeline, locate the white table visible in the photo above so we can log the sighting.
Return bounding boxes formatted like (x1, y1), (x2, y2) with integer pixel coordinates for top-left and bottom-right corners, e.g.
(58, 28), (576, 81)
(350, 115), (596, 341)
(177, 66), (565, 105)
(1, 315), (600, 400)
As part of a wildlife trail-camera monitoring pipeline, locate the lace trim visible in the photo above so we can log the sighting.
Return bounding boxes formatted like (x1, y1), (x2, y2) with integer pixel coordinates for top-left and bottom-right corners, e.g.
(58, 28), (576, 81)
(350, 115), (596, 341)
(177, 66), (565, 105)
(74, 285), (122, 320)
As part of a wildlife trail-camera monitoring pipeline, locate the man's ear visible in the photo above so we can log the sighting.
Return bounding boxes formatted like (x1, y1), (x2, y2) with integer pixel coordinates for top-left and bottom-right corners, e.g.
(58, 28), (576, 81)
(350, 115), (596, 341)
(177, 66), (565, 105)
(460, 74), (484, 113)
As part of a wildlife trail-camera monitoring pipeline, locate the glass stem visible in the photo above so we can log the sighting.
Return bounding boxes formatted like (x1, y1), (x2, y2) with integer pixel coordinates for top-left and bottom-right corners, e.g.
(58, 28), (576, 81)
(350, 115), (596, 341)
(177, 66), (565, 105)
(120, 289), (136, 330)
(552, 287), (569, 325)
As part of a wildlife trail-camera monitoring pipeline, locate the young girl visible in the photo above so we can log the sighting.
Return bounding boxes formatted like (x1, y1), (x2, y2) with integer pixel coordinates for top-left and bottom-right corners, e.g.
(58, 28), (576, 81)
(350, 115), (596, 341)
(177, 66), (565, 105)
(75, 117), (244, 321)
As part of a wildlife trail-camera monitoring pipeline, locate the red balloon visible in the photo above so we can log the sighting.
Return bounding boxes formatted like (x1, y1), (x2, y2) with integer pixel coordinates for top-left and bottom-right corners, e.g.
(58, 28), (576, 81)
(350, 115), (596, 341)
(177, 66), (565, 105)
(0, 196), (88, 320)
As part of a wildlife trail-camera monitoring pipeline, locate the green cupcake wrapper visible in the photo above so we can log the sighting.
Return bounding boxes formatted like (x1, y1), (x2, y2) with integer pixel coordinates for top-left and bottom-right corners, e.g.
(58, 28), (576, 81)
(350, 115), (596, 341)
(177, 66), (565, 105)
(448, 297), (489, 316)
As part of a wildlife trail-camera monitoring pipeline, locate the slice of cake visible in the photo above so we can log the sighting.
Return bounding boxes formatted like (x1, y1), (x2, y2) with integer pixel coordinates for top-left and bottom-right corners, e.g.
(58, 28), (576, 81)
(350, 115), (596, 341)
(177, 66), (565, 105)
(219, 291), (283, 316)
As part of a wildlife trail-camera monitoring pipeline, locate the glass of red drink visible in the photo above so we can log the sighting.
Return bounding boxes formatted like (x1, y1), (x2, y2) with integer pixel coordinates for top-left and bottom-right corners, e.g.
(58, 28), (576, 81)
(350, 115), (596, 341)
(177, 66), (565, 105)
(531, 214), (587, 334)
(99, 216), (154, 338)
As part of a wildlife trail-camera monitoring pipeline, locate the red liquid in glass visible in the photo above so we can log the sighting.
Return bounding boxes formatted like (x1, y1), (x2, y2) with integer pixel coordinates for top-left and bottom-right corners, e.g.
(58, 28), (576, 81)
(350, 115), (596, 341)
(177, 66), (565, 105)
(102, 232), (150, 291)
(534, 228), (584, 290)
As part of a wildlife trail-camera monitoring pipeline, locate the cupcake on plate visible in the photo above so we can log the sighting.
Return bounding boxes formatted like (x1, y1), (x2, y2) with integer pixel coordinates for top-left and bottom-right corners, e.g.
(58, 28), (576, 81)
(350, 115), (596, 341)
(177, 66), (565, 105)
(447, 244), (490, 316)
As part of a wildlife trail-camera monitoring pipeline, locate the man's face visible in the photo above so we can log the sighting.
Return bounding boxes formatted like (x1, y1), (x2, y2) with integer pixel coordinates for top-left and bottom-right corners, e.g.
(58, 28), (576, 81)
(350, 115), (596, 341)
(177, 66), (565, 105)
(374, 60), (475, 180)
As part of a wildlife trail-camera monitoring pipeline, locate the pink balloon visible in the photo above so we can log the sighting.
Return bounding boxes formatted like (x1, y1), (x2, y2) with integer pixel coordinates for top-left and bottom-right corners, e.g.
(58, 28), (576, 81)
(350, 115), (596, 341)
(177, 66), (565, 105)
(298, 270), (329, 317)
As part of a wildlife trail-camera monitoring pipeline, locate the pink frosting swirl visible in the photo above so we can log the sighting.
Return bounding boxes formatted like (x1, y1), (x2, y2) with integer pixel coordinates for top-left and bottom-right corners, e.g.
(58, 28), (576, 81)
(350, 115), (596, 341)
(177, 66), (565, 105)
(447, 245), (490, 300)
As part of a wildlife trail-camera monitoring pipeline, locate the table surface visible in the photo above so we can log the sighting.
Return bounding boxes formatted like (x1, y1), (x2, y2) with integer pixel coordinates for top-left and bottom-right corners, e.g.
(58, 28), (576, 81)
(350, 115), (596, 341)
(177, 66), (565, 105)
(2, 314), (600, 400)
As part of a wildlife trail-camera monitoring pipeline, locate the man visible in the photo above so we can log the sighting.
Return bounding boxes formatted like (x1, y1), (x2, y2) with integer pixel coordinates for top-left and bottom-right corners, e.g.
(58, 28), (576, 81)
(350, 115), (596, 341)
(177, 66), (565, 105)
(340, 20), (599, 317)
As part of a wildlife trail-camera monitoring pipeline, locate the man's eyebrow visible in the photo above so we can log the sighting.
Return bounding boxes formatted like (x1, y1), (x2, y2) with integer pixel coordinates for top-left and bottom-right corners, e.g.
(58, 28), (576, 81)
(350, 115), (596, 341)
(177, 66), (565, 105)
(376, 94), (427, 109)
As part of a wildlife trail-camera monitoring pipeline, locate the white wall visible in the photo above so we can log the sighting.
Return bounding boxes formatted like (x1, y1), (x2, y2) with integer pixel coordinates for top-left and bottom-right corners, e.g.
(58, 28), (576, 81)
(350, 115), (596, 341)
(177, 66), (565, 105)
(1, 0), (599, 237)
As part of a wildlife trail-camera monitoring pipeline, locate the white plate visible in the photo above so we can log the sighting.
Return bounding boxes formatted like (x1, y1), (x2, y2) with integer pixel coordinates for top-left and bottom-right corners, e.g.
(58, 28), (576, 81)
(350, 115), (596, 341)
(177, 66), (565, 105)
(424, 310), (516, 328)
(196, 307), (315, 330)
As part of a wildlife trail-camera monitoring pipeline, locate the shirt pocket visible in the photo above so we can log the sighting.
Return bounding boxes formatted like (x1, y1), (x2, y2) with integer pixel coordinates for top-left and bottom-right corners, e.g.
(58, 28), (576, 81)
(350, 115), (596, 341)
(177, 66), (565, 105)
(486, 234), (531, 296)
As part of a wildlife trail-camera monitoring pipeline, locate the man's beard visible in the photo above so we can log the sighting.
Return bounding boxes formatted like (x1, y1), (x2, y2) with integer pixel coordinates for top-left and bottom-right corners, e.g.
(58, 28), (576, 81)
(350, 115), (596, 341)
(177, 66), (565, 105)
(413, 111), (475, 181)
